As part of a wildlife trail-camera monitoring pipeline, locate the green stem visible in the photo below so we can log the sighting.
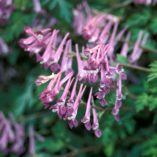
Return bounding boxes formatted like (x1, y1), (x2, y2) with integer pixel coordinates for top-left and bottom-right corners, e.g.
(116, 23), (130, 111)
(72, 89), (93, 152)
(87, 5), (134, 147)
(120, 63), (150, 72)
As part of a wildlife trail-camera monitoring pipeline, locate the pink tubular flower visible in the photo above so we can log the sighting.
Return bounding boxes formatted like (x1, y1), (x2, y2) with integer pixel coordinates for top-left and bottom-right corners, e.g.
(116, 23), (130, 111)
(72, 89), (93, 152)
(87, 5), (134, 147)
(0, 112), (15, 151)
(33, 0), (42, 13)
(0, 112), (40, 155)
(81, 88), (93, 131)
(76, 44), (99, 83)
(51, 77), (74, 117)
(82, 14), (119, 43)
(73, 2), (119, 43)
(73, 1), (92, 35)
(129, 31), (149, 63)
(40, 71), (73, 108)
(66, 84), (86, 121)
(120, 32), (131, 57)
(0, 0), (14, 25)
(19, 27), (70, 72)
(10, 122), (25, 154)
(28, 126), (35, 156)
(61, 39), (73, 73)
(0, 38), (9, 56)
(133, 0), (157, 5)
(92, 108), (102, 138)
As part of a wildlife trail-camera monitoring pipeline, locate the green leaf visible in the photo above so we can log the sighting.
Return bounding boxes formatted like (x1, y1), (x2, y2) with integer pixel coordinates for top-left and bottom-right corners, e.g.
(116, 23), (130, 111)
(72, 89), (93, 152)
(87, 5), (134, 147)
(135, 94), (148, 112)
(36, 138), (64, 153)
(1, 11), (34, 42)
(148, 61), (157, 82)
(117, 54), (128, 64)
(126, 9), (151, 28)
(47, 0), (72, 23)
(14, 77), (35, 115)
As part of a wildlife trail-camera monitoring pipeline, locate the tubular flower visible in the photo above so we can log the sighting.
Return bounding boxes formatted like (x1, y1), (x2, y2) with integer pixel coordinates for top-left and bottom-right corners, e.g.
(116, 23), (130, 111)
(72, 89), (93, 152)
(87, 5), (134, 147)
(73, 2), (119, 43)
(73, 2), (149, 63)
(0, 112), (39, 155)
(19, 27), (70, 72)
(81, 88), (93, 131)
(83, 14), (119, 43)
(73, 1), (92, 35)
(33, 0), (42, 14)
(76, 44), (99, 83)
(0, 38), (9, 56)
(129, 31), (149, 63)
(112, 66), (126, 121)
(28, 126), (36, 156)
(133, 0), (157, 5)
(92, 108), (102, 138)
(0, 0), (14, 25)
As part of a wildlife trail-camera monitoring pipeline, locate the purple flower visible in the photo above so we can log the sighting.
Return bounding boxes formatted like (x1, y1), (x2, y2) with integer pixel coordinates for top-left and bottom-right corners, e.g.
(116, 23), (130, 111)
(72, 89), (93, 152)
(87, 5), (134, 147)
(92, 108), (102, 138)
(107, 22), (118, 58)
(66, 84), (86, 121)
(10, 122), (25, 154)
(129, 31), (148, 63)
(19, 27), (52, 55)
(20, 27), (70, 72)
(0, 0), (14, 25)
(28, 126), (35, 156)
(133, 0), (156, 5)
(73, 2), (119, 43)
(0, 112), (42, 155)
(40, 71), (73, 107)
(0, 112), (15, 152)
(112, 67), (126, 121)
(116, 27), (128, 43)
(120, 32), (131, 57)
(51, 77), (74, 117)
(33, 0), (42, 13)
(73, 1), (92, 35)
(61, 39), (73, 73)
(81, 88), (93, 130)
(0, 38), (9, 56)
(98, 21), (113, 44)
(76, 44), (99, 83)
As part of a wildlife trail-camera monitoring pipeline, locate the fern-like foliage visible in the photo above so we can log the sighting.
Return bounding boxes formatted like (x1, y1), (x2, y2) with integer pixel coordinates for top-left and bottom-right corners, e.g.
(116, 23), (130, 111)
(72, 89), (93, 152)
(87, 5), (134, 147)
(148, 61), (157, 82)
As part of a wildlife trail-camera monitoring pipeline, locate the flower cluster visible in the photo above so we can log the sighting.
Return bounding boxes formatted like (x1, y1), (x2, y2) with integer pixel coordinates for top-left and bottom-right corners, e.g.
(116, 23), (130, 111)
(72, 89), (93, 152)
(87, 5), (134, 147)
(19, 27), (103, 137)
(73, 1), (119, 43)
(0, 112), (37, 155)
(73, 2), (149, 64)
(0, 0), (14, 26)
(19, 2), (148, 138)
(133, 0), (157, 5)
(20, 22), (126, 137)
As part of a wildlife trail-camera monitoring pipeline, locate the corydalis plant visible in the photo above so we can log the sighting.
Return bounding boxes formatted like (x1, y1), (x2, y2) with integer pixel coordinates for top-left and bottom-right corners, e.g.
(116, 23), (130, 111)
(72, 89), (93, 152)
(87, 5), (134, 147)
(19, 23), (127, 137)
(19, 1), (150, 138)
(0, 112), (37, 155)
(0, 0), (14, 26)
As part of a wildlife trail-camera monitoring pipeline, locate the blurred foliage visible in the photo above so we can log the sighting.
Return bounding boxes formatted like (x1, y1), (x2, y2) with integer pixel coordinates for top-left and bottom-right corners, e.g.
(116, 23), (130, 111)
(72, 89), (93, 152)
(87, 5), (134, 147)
(1, 0), (157, 157)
